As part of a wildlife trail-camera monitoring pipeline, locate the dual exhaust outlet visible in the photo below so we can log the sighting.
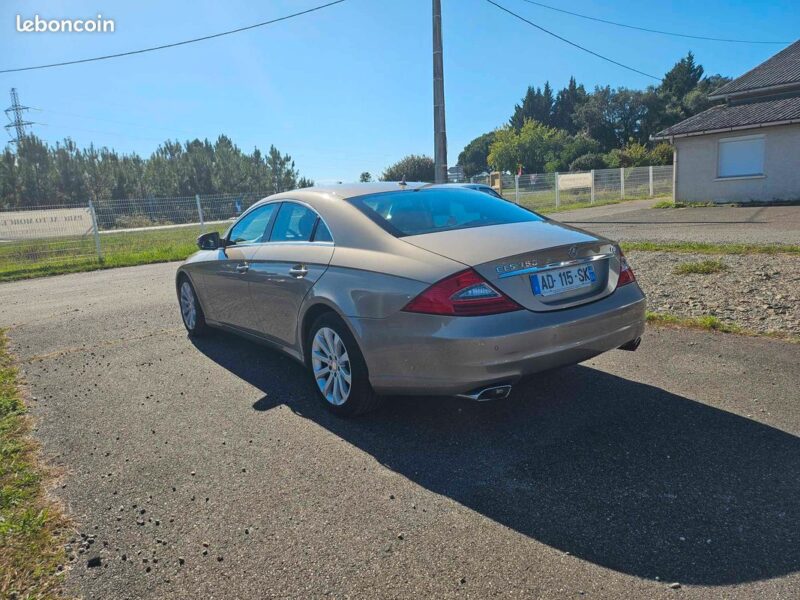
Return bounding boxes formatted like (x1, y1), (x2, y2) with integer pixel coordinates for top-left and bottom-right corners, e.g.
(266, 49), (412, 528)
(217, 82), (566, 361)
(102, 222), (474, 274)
(458, 336), (642, 402)
(618, 336), (642, 352)
(458, 384), (513, 402)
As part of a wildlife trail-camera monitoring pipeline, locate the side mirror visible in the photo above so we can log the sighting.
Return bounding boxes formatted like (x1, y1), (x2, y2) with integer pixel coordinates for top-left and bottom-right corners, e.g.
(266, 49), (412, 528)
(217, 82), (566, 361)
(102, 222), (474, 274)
(197, 231), (222, 250)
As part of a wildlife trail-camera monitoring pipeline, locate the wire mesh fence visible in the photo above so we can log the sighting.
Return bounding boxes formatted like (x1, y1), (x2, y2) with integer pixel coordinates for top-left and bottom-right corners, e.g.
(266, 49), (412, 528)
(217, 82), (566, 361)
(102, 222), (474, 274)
(92, 192), (266, 231)
(469, 165), (673, 211)
(0, 204), (100, 277)
(0, 192), (269, 281)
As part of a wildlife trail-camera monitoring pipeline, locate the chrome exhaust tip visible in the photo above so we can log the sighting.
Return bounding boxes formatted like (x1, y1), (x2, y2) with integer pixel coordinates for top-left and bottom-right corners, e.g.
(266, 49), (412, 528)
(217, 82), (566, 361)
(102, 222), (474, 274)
(618, 337), (642, 352)
(458, 384), (513, 402)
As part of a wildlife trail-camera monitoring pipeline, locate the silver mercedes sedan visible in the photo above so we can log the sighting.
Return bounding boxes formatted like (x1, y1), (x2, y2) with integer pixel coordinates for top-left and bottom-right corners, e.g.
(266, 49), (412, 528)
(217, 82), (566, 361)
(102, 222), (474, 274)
(176, 182), (645, 416)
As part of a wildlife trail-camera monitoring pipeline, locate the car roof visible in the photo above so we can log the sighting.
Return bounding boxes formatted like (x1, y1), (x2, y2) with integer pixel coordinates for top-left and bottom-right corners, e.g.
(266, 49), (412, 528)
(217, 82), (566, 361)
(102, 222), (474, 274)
(243, 182), (441, 250)
(287, 181), (429, 200)
(431, 182), (492, 189)
(257, 182), (497, 208)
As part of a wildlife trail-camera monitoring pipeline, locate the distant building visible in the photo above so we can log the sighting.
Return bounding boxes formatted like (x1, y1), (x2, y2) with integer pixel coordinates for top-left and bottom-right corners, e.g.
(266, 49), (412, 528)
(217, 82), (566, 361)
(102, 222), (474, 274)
(654, 40), (800, 203)
(447, 165), (466, 183)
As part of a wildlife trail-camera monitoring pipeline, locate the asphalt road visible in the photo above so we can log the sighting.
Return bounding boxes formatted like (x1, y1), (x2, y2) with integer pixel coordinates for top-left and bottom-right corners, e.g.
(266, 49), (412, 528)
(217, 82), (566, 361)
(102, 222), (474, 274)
(554, 200), (800, 245)
(2, 262), (799, 599)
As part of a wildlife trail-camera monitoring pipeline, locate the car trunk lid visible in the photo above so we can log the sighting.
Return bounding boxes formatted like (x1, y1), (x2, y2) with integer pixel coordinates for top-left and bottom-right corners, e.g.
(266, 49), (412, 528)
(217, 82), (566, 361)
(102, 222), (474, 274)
(401, 220), (621, 311)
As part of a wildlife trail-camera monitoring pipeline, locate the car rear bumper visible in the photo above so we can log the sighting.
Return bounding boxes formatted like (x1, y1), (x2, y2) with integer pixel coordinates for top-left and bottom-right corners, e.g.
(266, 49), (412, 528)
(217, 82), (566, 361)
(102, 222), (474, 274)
(350, 283), (646, 396)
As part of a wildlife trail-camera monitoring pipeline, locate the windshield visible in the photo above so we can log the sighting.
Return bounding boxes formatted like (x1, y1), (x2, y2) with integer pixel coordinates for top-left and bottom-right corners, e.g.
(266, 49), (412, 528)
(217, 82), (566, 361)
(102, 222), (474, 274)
(347, 188), (544, 237)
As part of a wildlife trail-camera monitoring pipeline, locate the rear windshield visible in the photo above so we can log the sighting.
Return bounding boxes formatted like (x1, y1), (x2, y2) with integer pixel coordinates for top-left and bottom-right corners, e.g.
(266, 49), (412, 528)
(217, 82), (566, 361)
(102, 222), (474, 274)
(347, 188), (544, 237)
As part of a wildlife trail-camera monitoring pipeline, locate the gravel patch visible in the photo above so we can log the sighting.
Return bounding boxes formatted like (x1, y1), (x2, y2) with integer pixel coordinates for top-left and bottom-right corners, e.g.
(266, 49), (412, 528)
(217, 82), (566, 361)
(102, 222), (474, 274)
(628, 251), (800, 337)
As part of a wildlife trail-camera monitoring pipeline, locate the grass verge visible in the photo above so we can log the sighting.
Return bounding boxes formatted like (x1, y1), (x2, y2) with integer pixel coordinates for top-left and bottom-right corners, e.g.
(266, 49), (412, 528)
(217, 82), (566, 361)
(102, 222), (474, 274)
(623, 241), (800, 256)
(501, 190), (670, 213)
(646, 311), (741, 334)
(0, 225), (205, 282)
(647, 311), (799, 343)
(674, 259), (728, 275)
(0, 329), (69, 599)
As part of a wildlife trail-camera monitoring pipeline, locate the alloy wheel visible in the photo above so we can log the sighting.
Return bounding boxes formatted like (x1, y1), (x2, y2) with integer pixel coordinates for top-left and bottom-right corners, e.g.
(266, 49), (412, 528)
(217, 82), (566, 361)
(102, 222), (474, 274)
(311, 326), (352, 406)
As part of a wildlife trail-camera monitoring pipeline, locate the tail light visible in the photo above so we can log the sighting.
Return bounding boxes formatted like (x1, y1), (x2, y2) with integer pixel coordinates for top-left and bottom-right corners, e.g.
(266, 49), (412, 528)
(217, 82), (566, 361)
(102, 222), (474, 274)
(403, 268), (522, 316)
(616, 250), (636, 287)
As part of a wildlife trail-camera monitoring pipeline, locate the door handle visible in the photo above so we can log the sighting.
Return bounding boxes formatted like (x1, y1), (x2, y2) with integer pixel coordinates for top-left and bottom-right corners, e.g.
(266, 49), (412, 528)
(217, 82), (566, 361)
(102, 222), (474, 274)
(289, 264), (308, 278)
(235, 262), (249, 273)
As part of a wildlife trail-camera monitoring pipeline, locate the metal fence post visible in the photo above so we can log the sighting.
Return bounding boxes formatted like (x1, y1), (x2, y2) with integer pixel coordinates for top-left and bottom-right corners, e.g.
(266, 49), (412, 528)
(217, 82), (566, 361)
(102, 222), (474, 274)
(554, 172), (560, 208)
(514, 175), (520, 204)
(88, 200), (103, 262)
(649, 165), (654, 197)
(195, 194), (205, 233)
(590, 169), (595, 204)
(620, 167), (625, 199)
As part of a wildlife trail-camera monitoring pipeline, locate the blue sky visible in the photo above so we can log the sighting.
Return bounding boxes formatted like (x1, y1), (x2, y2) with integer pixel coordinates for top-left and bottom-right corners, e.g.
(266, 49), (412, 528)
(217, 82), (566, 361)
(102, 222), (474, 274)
(2, 0), (798, 183)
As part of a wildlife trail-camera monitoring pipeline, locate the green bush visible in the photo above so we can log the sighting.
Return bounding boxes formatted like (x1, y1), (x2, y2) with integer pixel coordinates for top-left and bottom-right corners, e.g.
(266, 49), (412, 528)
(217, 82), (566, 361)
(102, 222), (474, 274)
(650, 142), (674, 165)
(569, 153), (607, 172)
(381, 155), (435, 182)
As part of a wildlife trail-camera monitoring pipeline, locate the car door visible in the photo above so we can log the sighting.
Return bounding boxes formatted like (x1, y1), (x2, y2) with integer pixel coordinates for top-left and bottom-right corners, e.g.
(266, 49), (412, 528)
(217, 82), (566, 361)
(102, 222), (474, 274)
(247, 201), (335, 348)
(198, 202), (278, 328)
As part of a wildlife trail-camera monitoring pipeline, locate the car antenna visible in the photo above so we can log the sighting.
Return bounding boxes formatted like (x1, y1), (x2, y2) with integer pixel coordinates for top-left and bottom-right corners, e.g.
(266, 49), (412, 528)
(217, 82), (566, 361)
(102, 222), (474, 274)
(398, 175), (407, 188)
(415, 182), (437, 191)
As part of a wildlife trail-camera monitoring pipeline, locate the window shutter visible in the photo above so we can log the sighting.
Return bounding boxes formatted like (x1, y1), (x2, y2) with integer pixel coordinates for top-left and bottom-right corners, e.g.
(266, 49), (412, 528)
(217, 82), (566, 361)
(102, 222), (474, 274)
(718, 136), (765, 178)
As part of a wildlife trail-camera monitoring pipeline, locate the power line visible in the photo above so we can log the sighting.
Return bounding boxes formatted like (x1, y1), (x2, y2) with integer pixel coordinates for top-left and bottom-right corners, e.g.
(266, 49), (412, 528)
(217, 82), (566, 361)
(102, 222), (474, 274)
(519, 0), (790, 45)
(31, 107), (203, 139)
(38, 123), (166, 143)
(0, 0), (346, 74)
(485, 0), (661, 81)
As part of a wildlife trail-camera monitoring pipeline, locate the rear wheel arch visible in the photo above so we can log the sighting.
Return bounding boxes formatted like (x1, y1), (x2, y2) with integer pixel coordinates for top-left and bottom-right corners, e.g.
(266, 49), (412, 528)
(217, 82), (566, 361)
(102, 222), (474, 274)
(305, 310), (381, 416)
(300, 303), (368, 374)
(300, 303), (343, 364)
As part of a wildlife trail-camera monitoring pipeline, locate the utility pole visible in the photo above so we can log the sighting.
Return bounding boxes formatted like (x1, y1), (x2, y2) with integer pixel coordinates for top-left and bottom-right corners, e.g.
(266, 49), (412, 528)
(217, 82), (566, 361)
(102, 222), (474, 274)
(4, 88), (35, 145)
(432, 0), (448, 183)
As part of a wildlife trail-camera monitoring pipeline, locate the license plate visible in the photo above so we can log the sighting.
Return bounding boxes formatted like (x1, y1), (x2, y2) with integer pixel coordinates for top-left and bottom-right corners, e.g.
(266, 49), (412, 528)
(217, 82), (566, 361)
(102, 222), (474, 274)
(531, 264), (596, 297)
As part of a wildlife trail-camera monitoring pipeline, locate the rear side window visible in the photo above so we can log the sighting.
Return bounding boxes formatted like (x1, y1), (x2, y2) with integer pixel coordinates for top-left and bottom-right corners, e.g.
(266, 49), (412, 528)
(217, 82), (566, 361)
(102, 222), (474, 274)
(347, 188), (543, 237)
(313, 220), (333, 242)
(271, 203), (318, 242)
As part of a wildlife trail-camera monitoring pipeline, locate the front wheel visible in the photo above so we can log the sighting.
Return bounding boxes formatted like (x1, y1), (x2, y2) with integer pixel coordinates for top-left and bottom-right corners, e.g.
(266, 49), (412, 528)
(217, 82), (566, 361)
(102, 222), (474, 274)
(178, 277), (209, 336)
(308, 313), (381, 416)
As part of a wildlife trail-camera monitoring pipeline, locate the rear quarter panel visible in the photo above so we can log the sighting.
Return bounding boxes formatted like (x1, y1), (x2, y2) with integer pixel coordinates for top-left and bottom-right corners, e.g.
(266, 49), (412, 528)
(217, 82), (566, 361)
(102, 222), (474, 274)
(305, 265), (428, 320)
(306, 240), (466, 320)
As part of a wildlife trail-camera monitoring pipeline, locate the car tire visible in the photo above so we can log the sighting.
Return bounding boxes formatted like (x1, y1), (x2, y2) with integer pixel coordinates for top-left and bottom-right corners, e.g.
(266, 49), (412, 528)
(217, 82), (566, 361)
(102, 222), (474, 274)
(178, 276), (209, 337)
(307, 312), (381, 416)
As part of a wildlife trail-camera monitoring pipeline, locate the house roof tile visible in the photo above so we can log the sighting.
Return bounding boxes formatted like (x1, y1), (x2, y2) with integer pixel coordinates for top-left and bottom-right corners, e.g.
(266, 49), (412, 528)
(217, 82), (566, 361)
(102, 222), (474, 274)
(711, 40), (800, 97)
(653, 96), (800, 138)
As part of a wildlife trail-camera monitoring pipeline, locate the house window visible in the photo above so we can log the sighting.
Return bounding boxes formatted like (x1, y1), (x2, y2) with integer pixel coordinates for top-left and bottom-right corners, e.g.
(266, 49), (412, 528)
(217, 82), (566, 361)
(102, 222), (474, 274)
(717, 134), (765, 178)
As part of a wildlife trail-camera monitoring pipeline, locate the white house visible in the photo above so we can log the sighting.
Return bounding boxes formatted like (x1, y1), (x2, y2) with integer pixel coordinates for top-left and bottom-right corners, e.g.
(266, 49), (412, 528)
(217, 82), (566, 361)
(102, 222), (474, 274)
(654, 40), (800, 203)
